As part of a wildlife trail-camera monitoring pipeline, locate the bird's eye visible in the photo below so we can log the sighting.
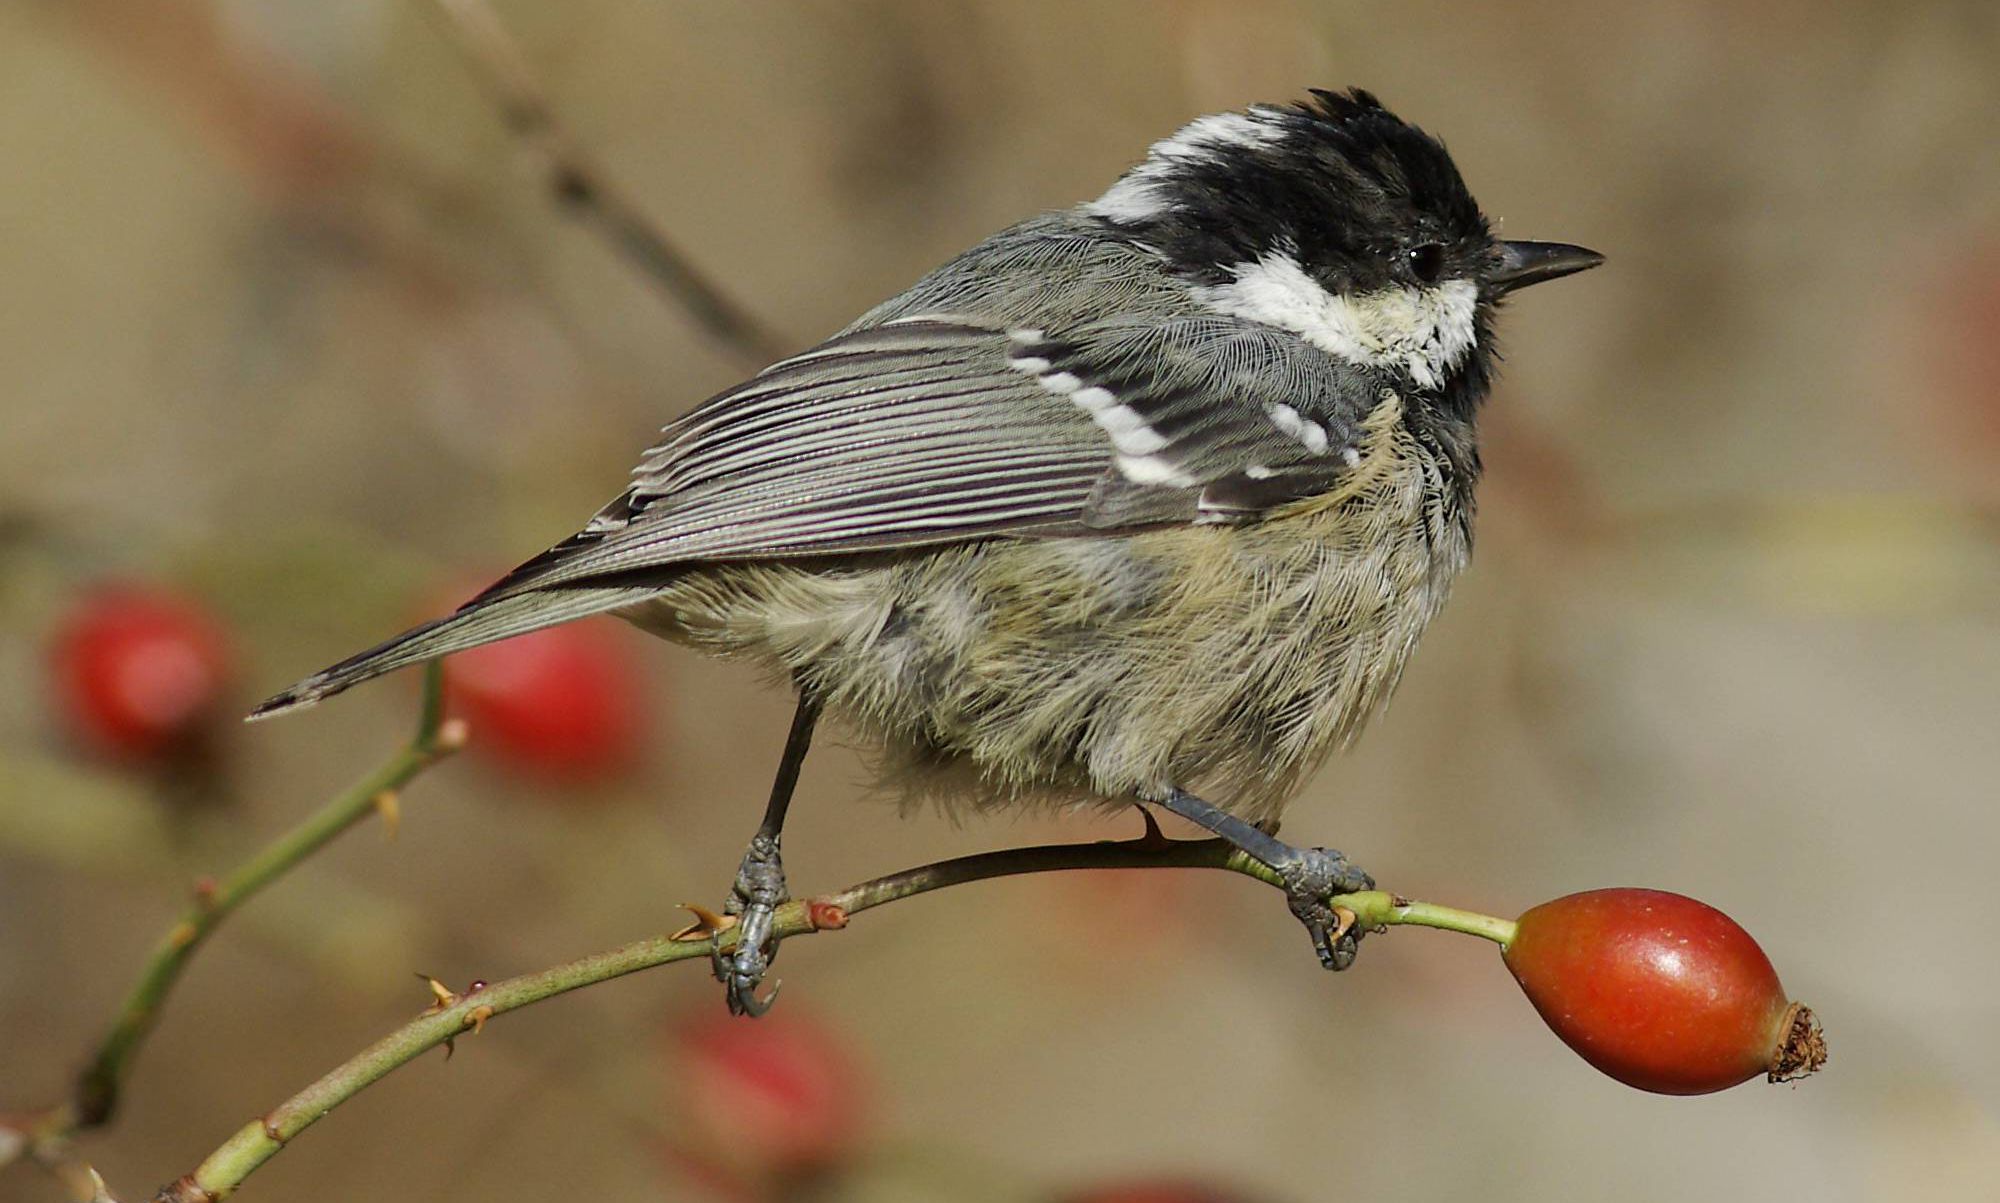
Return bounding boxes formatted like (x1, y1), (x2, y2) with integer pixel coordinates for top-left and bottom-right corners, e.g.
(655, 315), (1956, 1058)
(1406, 243), (1447, 284)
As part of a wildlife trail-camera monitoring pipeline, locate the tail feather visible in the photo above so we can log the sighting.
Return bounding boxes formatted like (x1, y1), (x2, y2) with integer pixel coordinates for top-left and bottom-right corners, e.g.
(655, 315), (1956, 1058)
(248, 586), (657, 720)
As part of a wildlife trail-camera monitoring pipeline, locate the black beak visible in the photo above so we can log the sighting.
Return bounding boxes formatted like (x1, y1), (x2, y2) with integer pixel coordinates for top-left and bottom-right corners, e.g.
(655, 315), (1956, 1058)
(1490, 241), (1605, 293)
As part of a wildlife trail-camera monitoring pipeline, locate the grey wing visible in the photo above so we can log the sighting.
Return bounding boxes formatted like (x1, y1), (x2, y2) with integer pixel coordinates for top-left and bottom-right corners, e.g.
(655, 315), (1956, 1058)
(249, 311), (1385, 717)
(476, 314), (1383, 600)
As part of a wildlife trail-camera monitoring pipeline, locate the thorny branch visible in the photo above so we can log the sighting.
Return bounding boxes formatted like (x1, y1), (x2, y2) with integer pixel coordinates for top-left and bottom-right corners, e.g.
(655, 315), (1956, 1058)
(144, 820), (1502, 1203)
(418, 0), (788, 368)
(146, 832), (1259, 1202)
(2, 666), (1499, 1203)
(0, 665), (463, 1198)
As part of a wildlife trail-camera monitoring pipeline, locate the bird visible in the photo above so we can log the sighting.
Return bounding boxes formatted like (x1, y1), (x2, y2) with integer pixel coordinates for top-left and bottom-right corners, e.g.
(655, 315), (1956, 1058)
(253, 88), (1603, 1015)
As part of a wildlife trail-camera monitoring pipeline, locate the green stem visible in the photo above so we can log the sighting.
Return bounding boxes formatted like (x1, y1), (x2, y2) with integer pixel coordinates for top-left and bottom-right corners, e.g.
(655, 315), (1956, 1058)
(152, 834), (1517, 1202)
(1337, 891), (1519, 946)
(70, 664), (462, 1131)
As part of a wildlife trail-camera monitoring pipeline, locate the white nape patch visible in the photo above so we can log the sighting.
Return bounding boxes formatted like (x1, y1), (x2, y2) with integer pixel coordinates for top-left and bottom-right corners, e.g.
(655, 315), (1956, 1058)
(1085, 110), (1283, 224)
(1196, 253), (1481, 389)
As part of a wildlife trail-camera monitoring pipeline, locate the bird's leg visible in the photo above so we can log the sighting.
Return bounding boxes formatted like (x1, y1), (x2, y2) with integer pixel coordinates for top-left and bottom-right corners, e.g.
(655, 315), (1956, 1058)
(1156, 787), (1374, 971)
(714, 690), (821, 1016)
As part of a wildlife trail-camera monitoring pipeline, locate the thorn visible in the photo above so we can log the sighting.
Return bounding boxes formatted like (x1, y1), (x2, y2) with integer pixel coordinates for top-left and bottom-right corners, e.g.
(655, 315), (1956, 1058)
(82, 1165), (115, 1203)
(418, 974), (458, 1012)
(1132, 804), (1169, 849)
(413, 976), (490, 1055)
(373, 790), (401, 841)
(57, 1163), (117, 1203)
(419, 975), (461, 1061)
(670, 903), (734, 942)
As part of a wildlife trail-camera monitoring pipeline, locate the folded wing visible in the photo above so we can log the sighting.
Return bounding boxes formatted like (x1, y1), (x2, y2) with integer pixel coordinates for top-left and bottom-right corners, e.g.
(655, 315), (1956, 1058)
(478, 314), (1380, 600)
(253, 312), (1382, 716)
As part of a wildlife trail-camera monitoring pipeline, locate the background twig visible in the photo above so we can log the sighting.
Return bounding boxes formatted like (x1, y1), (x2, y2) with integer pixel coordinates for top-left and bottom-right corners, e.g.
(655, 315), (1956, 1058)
(419, 0), (788, 368)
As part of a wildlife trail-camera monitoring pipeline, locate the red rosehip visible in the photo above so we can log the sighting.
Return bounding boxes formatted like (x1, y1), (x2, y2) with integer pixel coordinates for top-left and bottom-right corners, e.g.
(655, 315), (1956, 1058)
(1502, 888), (1824, 1094)
(442, 619), (643, 784)
(1922, 237), (2000, 459)
(667, 1010), (868, 1178)
(48, 584), (232, 762)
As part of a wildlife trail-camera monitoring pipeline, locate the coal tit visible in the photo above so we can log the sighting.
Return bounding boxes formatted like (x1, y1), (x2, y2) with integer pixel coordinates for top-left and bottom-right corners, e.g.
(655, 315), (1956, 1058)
(255, 89), (1603, 1013)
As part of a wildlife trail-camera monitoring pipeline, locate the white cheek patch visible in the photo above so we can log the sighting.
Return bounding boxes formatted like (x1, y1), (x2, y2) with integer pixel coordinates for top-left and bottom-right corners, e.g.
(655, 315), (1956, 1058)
(1194, 252), (1480, 389)
(1007, 345), (1193, 486)
(1086, 111), (1284, 225)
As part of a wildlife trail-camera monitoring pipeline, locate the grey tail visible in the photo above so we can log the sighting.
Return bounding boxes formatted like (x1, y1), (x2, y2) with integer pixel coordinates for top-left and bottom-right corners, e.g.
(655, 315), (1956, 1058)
(247, 585), (658, 721)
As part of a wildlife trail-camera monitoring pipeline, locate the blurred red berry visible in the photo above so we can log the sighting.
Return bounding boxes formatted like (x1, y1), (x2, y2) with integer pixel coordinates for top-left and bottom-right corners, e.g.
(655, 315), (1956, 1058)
(1502, 888), (1825, 1095)
(668, 1009), (869, 1179)
(1924, 237), (2000, 457)
(48, 583), (232, 762)
(1048, 868), (1192, 968)
(442, 619), (644, 784)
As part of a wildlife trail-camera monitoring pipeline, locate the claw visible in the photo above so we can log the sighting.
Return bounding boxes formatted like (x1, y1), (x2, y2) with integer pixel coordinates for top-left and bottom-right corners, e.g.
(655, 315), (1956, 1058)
(722, 896), (782, 1015)
(715, 833), (788, 1015)
(1277, 847), (1374, 972)
(724, 954), (782, 1017)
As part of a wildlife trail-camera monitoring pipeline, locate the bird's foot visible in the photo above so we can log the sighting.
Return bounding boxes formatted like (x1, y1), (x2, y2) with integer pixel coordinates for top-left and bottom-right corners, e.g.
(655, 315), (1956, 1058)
(1275, 847), (1374, 971)
(713, 833), (787, 1016)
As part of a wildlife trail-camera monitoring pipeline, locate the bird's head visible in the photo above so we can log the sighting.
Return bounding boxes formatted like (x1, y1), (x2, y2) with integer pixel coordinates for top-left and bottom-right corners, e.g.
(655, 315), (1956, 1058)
(1087, 88), (1601, 407)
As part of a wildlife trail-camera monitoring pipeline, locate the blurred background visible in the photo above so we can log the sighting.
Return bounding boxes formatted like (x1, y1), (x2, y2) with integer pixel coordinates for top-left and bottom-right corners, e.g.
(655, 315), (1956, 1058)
(3, 1), (1998, 1200)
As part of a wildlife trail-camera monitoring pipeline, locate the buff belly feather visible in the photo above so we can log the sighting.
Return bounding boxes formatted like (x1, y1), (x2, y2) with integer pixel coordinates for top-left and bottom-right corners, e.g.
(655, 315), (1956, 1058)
(621, 392), (1469, 823)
